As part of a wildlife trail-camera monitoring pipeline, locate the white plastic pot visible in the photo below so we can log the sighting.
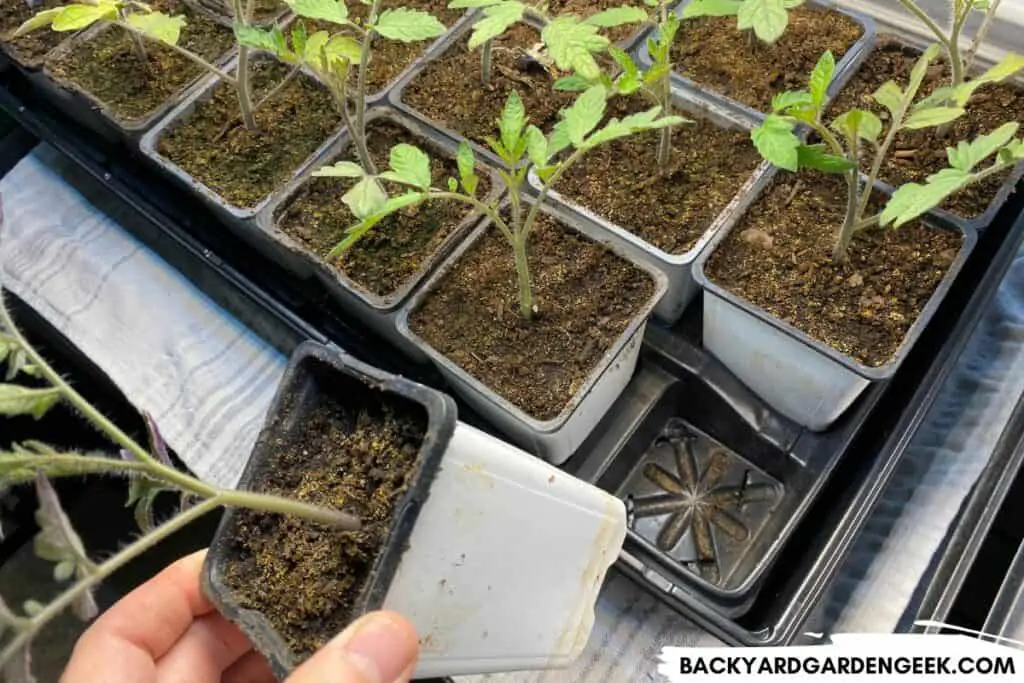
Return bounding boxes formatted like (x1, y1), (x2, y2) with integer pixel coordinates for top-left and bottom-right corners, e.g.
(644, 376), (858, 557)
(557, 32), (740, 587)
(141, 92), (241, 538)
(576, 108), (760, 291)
(396, 199), (669, 465)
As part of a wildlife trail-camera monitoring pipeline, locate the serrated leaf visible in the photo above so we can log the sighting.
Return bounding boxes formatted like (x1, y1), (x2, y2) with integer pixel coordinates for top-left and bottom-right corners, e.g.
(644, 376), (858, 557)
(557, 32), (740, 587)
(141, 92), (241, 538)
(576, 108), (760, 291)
(584, 108), (688, 148)
(542, 16), (609, 80)
(235, 24), (285, 54)
(126, 12), (185, 45)
(561, 85), (606, 146)
(752, 115), (800, 171)
(903, 106), (965, 130)
(583, 6), (648, 27)
(796, 144), (855, 173)
(342, 177), (388, 219)
(457, 140), (477, 195)
(382, 144), (431, 189)
(50, 3), (117, 32)
(524, 124), (547, 168)
(373, 8), (446, 42)
(467, 2), (523, 49)
(554, 75), (591, 91)
(872, 81), (903, 119)
(682, 0), (742, 18)
(771, 90), (812, 113)
(329, 192), (427, 256)
(0, 385), (60, 419)
(313, 160), (366, 178)
(737, 0), (789, 43)
(323, 34), (362, 65)
(608, 46), (638, 78)
(832, 109), (881, 143)
(498, 91), (525, 154)
(808, 50), (835, 109)
(291, 22), (308, 56)
(947, 122), (1020, 171)
(286, 0), (348, 24)
(302, 30), (330, 65)
(881, 168), (971, 227)
(13, 7), (65, 37)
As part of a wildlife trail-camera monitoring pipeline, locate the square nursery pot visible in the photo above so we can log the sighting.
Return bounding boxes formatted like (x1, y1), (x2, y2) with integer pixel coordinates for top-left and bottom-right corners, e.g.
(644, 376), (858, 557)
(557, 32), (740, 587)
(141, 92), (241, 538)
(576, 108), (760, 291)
(692, 172), (978, 432)
(528, 95), (767, 324)
(203, 341), (627, 678)
(256, 107), (504, 363)
(396, 197), (670, 465)
(34, 12), (237, 146)
(633, 0), (876, 124)
(139, 49), (342, 229)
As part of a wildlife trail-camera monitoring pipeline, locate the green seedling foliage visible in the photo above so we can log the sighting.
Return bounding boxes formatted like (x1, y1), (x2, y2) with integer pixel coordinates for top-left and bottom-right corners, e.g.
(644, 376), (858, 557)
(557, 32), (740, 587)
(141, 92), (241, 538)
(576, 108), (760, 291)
(683, 0), (805, 44)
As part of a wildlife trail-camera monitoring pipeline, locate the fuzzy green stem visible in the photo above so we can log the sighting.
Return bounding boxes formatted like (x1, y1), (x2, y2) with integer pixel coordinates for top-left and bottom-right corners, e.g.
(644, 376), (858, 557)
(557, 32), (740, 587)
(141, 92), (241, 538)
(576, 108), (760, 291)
(335, 72), (376, 173)
(481, 39), (493, 86)
(655, 1), (672, 169)
(523, 146), (587, 240)
(115, 22), (238, 84)
(426, 191), (515, 245)
(512, 236), (533, 319)
(965, 0), (1001, 74)
(949, 5), (968, 87)
(117, 8), (149, 66)
(352, 0), (384, 173)
(857, 101), (910, 221)
(232, 0), (257, 131)
(833, 168), (861, 263)
(895, 0), (954, 56)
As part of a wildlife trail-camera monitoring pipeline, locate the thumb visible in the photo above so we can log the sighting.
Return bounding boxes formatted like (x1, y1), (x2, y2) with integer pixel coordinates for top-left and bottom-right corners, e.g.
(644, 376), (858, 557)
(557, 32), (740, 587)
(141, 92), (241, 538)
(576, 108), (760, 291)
(286, 611), (420, 683)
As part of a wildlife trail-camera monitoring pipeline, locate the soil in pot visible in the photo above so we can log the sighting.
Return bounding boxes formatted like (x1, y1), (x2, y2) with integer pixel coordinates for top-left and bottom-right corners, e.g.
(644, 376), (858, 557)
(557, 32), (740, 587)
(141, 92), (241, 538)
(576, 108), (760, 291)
(196, 0), (284, 25)
(277, 119), (492, 298)
(0, 0), (68, 67)
(45, 0), (235, 122)
(704, 171), (963, 367)
(409, 213), (656, 420)
(553, 94), (763, 254)
(671, 5), (863, 113)
(157, 58), (342, 209)
(220, 388), (427, 660)
(829, 37), (1024, 220)
(298, 0), (463, 96)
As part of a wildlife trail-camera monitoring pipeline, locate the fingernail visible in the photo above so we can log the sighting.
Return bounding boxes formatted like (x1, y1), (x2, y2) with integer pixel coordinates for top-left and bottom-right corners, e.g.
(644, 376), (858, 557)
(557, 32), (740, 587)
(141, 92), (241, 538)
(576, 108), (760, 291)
(331, 613), (416, 683)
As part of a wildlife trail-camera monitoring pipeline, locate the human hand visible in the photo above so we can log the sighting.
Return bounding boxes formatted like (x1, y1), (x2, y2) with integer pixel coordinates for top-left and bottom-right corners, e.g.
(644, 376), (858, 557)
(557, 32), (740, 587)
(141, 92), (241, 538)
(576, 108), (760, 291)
(61, 549), (420, 683)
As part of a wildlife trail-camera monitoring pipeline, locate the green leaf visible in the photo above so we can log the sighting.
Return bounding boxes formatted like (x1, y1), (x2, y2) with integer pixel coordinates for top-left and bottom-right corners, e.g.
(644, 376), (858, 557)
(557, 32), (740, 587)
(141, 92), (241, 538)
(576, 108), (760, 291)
(373, 8), (447, 42)
(0, 385), (61, 419)
(312, 160), (365, 178)
(608, 46), (638, 78)
(51, 3), (118, 31)
(381, 144), (431, 189)
(235, 25), (286, 54)
(467, 2), (524, 49)
(832, 109), (881, 143)
(582, 6), (649, 27)
(286, 0), (349, 24)
(554, 75), (591, 91)
(912, 85), (957, 111)
(54, 560), (75, 583)
(126, 12), (186, 46)
(737, 0), (789, 43)
(542, 16), (610, 81)
(499, 90), (526, 154)
(682, 0), (742, 18)
(943, 52), (1024, 108)
(999, 140), (1024, 164)
(448, 0), (505, 7)
(795, 144), (855, 173)
(561, 85), (607, 146)
(903, 106), (965, 130)
(947, 122), (1020, 171)
(23, 600), (44, 618)
(751, 115), (800, 171)
(447, 176), (458, 191)
(808, 50), (835, 110)
(13, 7), (65, 37)
(342, 177), (388, 219)
(906, 43), (943, 101)
(301, 29), (330, 65)
(881, 168), (971, 227)
(330, 192), (427, 255)
(457, 141), (479, 195)
(323, 34), (362, 64)
(291, 22), (308, 55)
(584, 108), (688, 148)
(771, 90), (812, 113)
(872, 81), (904, 119)
(524, 124), (547, 167)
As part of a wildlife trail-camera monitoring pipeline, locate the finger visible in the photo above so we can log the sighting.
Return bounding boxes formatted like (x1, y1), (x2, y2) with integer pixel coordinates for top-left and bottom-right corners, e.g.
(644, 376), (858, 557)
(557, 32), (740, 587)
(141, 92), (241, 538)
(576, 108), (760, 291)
(223, 650), (276, 683)
(286, 611), (419, 683)
(61, 549), (213, 682)
(155, 612), (255, 683)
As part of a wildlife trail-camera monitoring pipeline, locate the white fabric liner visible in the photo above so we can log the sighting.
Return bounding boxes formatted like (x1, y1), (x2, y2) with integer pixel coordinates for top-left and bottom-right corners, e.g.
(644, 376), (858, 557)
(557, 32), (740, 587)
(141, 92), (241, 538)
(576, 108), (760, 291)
(2, 144), (1023, 680)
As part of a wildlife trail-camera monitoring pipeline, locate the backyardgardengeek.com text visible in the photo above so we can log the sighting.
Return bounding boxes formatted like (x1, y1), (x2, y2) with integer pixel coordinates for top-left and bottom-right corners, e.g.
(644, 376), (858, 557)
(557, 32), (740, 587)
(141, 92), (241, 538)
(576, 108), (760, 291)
(673, 655), (1016, 676)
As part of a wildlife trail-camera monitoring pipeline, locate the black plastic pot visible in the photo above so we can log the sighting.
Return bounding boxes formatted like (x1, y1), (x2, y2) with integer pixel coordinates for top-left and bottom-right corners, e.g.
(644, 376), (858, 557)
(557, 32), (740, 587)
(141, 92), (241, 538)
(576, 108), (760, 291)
(203, 341), (456, 679)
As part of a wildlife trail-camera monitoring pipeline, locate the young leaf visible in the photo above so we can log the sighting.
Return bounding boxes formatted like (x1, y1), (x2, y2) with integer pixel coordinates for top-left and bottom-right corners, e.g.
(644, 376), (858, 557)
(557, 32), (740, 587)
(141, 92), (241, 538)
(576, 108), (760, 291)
(448, 0), (505, 7)
(582, 6), (649, 28)
(608, 46), (638, 78)
(381, 144), (432, 189)
(499, 90), (526, 153)
(880, 168), (971, 227)
(447, 177), (458, 191)
(323, 35), (362, 65)
(681, 0), (742, 18)
(945, 52), (1024, 107)
(125, 12), (186, 46)
(902, 106), (965, 130)
(561, 85), (607, 146)
(54, 559), (75, 582)
(330, 192), (426, 256)
(554, 75), (591, 91)
(541, 16), (610, 80)
(947, 122), (1020, 171)
(467, 1), (524, 49)
(235, 25), (287, 54)
(50, 3), (117, 32)
(313, 161), (365, 178)
(832, 109), (882, 143)
(373, 8), (447, 42)
(905, 43), (943, 101)
(872, 81), (904, 119)
(751, 115), (800, 171)
(771, 90), (812, 113)
(584, 109), (689, 148)
(457, 141), (479, 195)
(808, 50), (835, 110)
(286, 0), (349, 25)
(342, 177), (388, 219)
(524, 125), (547, 168)
(13, 7), (63, 37)
(0, 385), (60, 419)
(796, 144), (855, 173)
(737, 0), (789, 43)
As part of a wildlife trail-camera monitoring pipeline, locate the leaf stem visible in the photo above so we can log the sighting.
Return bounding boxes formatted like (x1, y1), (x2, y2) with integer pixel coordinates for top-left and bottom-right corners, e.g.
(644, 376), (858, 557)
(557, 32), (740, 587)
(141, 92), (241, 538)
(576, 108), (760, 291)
(114, 21), (238, 85)
(965, 0), (1001, 75)
(481, 38), (492, 85)
(352, 0), (384, 174)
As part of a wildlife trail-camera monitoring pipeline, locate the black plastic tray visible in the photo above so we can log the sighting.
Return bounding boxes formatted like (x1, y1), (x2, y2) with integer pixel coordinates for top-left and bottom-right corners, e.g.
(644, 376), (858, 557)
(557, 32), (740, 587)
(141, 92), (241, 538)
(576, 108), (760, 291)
(2, 52), (1023, 648)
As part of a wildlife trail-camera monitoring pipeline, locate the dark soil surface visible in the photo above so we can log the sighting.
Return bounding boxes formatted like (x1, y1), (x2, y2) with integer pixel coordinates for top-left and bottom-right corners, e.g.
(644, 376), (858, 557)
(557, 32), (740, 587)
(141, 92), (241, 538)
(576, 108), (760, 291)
(548, 0), (646, 44)
(197, 0), (283, 25)
(277, 118), (492, 298)
(0, 0), (68, 67)
(401, 23), (578, 147)
(409, 214), (656, 420)
(829, 37), (1024, 220)
(158, 58), (342, 209)
(222, 390), (427, 660)
(46, 1), (234, 122)
(300, 0), (462, 96)
(672, 5), (863, 113)
(555, 95), (763, 254)
(705, 172), (963, 367)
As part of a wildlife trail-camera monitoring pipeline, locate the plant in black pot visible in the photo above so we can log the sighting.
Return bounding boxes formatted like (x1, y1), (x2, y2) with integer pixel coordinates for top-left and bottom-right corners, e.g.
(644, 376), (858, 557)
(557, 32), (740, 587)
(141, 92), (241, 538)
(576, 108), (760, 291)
(0, 0), (75, 69)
